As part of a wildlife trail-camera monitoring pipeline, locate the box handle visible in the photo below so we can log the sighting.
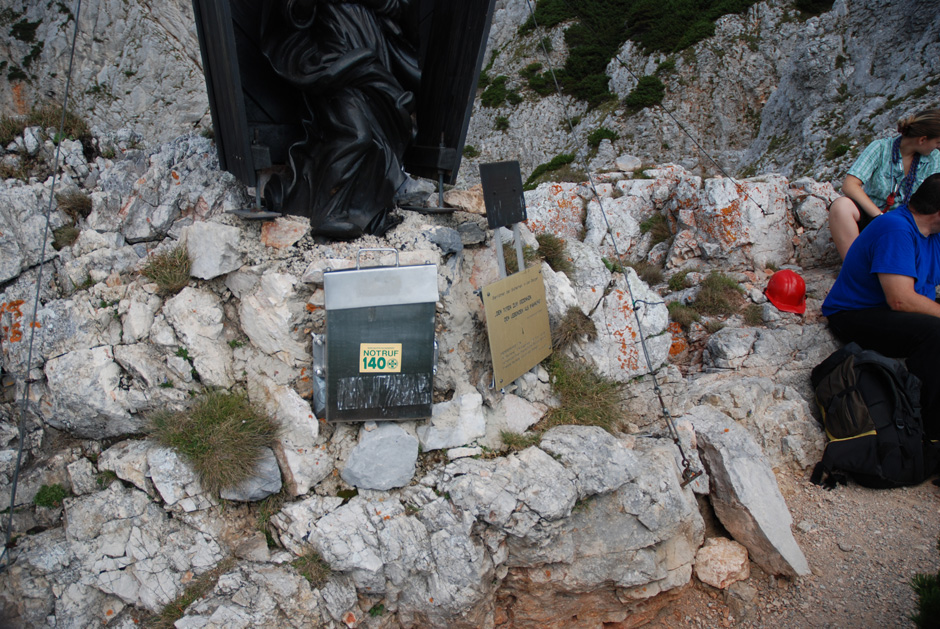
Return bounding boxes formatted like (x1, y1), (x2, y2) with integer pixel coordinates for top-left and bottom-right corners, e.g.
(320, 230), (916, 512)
(356, 248), (399, 269)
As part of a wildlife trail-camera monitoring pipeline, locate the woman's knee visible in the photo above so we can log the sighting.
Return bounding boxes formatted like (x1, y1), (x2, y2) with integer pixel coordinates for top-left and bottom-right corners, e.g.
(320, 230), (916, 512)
(829, 197), (860, 223)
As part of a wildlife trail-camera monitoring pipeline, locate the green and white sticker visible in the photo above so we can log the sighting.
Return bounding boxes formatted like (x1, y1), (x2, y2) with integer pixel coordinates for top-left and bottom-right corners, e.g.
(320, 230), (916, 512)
(359, 343), (402, 373)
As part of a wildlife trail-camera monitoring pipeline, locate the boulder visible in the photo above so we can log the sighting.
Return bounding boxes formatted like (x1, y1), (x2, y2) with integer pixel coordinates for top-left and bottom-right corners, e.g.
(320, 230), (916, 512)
(341, 423), (419, 490)
(686, 406), (810, 577)
(694, 537), (750, 589)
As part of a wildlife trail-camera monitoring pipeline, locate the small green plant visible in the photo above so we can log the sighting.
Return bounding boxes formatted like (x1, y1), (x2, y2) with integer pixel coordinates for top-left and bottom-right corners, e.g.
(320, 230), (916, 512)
(552, 306), (597, 351)
(668, 269), (694, 292)
(524, 153), (576, 190)
(743, 303), (763, 326)
(639, 213), (671, 246)
(655, 57), (676, 75)
(56, 190), (92, 221)
(52, 224), (80, 250)
(142, 245), (192, 295)
(175, 347), (192, 361)
(149, 391), (278, 495)
(602, 257), (625, 273)
(33, 484), (68, 508)
(255, 488), (287, 548)
(368, 603), (386, 618)
(158, 380), (174, 389)
(500, 430), (542, 452)
(502, 241), (538, 274)
(691, 272), (745, 316)
(624, 259), (664, 286)
(538, 355), (621, 432)
(705, 320), (725, 334)
(463, 144), (480, 158)
(910, 536), (940, 628)
(587, 127), (619, 148)
(667, 301), (700, 328)
(535, 232), (574, 275)
(96, 470), (119, 488)
(623, 76), (666, 112)
(228, 339), (246, 349)
(292, 547), (331, 588)
(147, 558), (235, 628)
(481, 75), (521, 108)
(494, 115), (510, 132)
(824, 134), (851, 160)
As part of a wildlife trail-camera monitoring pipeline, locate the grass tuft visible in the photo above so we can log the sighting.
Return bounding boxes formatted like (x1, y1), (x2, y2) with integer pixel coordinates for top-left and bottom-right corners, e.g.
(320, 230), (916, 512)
(743, 303), (763, 326)
(150, 391), (278, 496)
(552, 306), (597, 351)
(502, 242), (538, 274)
(639, 213), (671, 246)
(56, 190), (92, 221)
(142, 246), (192, 295)
(500, 430), (542, 452)
(667, 269), (695, 292)
(145, 557), (235, 628)
(692, 272), (745, 316)
(667, 301), (700, 329)
(524, 153), (576, 190)
(292, 547), (332, 588)
(33, 484), (68, 508)
(624, 259), (664, 286)
(535, 232), (574, 275)
(52, 224), (80, 250)
(538, 356), (621, 432)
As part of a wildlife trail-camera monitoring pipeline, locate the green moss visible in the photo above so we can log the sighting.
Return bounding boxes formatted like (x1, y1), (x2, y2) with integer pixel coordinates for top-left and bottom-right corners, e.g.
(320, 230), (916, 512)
(33, 484), (68, 508)
(10, 18), (40, 43)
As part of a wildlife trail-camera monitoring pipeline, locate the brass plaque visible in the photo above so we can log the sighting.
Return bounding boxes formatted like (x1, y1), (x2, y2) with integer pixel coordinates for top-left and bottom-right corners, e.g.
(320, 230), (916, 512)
(482, 265), (552, 387)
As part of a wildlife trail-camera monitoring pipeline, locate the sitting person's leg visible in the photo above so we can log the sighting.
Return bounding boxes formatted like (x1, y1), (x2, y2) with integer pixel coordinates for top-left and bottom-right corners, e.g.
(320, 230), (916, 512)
(829, 197), (863, 260)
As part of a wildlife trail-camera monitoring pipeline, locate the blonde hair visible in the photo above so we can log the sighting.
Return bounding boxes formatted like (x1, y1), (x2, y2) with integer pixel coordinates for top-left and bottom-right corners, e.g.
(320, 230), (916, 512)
(898, 108), (940, 139)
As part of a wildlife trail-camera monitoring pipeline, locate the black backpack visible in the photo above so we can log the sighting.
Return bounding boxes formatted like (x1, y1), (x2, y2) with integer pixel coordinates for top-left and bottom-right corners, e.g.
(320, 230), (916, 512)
(810, 342), (939, 488)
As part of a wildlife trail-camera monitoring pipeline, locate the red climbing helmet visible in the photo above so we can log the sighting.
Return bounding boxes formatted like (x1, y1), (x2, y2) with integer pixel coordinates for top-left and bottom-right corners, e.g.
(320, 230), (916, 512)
(764, 269), (806, 314)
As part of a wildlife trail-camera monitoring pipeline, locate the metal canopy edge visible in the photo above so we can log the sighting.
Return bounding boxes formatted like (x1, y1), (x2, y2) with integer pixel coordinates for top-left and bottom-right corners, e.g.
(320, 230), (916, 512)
(324, 265), (439, 311)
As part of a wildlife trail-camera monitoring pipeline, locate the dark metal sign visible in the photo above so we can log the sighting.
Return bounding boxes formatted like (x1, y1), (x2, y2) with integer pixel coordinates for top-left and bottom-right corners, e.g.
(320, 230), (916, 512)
(480, 161), (527, 229)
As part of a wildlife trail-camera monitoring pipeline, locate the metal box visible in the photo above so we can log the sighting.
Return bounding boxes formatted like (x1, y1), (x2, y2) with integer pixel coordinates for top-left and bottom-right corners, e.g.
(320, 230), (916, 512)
(321, 253), (438, 422)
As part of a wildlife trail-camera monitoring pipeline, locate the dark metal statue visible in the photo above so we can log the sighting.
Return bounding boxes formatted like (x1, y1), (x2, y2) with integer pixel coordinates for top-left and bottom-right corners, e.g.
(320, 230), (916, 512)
(193, 0), (495, 239)
(260, 0), (420, 238)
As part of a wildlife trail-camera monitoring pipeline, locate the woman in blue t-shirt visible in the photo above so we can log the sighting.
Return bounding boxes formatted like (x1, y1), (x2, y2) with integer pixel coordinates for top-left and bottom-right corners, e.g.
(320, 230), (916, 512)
(829, 109), (940, 259)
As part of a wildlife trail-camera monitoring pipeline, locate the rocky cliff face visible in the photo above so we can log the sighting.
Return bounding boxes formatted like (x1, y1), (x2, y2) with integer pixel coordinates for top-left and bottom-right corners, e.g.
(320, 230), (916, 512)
(3, 0), (936, 186)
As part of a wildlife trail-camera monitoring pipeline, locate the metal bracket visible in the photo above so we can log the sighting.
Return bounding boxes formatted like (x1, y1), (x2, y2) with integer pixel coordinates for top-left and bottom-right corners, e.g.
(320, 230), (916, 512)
(311, 333), (326, 419)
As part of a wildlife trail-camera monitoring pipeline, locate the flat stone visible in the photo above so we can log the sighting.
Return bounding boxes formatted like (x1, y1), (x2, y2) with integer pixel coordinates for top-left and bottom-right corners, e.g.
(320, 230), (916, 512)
(341, 423), (419, 490)
(219, 447), (282, 502)
(261, 216), (310, 248)
(695, 537), (750, 589)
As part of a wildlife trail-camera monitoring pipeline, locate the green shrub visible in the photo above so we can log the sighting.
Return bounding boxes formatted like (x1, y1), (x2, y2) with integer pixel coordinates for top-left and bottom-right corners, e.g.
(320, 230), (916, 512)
(463, 144), (481, 158)
(623, 76), (666, 112)
(795, 0), (834, 16)
(33, 484), (68, 508)
(539, 356), (621, 432)
(494, 116), (510, 132)
(668, 269), (694, 292)
(824, 134), (851, 159)
(524, 153), (576, 190)
(587, 127), (619, 147)
(535, 232), (573, 275)
(481, 76), (521, 108)
(142, 246), (192, 295)
(150, 391), (278, 495)
(655, 56), (676, 75)
(502, 242), (538, 274)
(552, 306), (597, 351)
(625, 0), (757, 53)
(624, 259), (664, 285)
(292, 547), (331, 588)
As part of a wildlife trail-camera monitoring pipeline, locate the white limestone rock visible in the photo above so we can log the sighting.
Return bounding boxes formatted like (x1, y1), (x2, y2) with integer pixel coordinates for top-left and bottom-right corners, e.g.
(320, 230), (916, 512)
(163, 287), (234, 387)
(182, 221), (243, 279)
(238, 273), (310, 367)
(147, 446), (216, 512)
(219, 447), (282, 502)
(417, 392), (486, 451)
(686, 406), (810, 577)
(695, 537), (750, 589)
(341, 423), (419, 491)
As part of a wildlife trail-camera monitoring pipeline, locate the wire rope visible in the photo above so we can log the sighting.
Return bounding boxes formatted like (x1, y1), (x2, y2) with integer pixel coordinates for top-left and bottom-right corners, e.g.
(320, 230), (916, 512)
(1, 0), (84, 572)
(522, 0), (702, 485)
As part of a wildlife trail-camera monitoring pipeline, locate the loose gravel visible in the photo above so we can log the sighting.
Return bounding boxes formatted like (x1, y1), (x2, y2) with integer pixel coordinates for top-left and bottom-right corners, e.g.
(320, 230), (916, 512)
(647, 468), (940, 628)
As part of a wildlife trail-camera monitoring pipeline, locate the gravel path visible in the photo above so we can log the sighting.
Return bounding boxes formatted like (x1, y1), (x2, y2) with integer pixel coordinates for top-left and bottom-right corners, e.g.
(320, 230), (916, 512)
(647, 469), (940, 628)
